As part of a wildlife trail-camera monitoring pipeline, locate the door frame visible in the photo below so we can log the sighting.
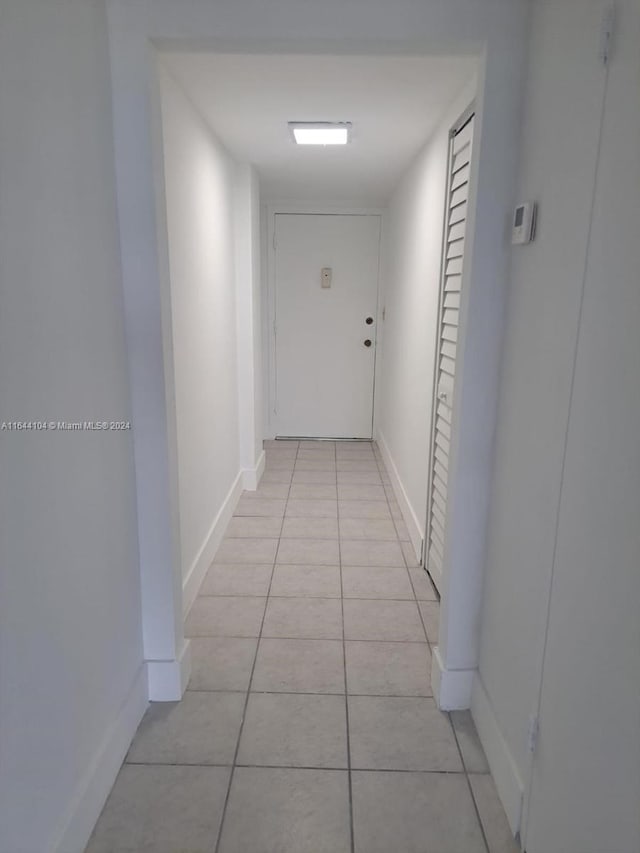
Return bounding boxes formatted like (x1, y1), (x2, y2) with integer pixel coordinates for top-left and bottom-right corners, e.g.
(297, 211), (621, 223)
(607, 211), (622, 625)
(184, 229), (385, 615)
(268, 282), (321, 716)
(264, 203), (385, 440)
(422, 101), (476, 592)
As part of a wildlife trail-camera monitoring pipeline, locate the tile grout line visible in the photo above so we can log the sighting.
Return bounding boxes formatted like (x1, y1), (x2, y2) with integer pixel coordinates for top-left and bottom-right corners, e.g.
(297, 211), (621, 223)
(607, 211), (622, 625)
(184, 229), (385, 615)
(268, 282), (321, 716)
(186, 688), (436, 699)
(336, 441), (356, 853)
(448, 712), (492, 853)
(198, 593), (435, 602)
(212, 440), (299, 853)
(188, 633), (430, 644)
(125, 759), (470, 775)
(124, 762), (468, 776)
(373, 445), (432, 651)
(376, 447), (437, 673)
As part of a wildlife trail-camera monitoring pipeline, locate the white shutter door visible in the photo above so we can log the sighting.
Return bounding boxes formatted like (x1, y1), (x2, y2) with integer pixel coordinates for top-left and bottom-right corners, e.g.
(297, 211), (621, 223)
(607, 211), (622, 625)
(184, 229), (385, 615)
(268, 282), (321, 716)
(426, 113), (475, 592)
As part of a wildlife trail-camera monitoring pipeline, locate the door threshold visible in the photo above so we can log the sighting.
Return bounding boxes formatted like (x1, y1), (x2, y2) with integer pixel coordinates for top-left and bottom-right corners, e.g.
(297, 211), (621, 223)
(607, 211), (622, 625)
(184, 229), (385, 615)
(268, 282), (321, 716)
(275, 435), (373, 442)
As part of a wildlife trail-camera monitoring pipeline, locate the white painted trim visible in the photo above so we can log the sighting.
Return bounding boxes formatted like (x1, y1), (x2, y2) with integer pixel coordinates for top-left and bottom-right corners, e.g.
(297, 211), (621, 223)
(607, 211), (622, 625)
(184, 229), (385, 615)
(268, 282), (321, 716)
(147, 637), (192, 701)
(376, 429), (424, 561)
(181, 470), (244, 617)
(242, 449), (265, 491)
(471, 671), (525, 836)
(266, 203), (385, 438)
(51, 665), (148, 853)
(431, 644), (474, 710)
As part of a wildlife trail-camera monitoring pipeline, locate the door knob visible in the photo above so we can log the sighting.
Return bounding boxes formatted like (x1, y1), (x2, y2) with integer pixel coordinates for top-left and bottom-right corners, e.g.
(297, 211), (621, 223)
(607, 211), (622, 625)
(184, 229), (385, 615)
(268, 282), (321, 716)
(364, 339), (372, 347)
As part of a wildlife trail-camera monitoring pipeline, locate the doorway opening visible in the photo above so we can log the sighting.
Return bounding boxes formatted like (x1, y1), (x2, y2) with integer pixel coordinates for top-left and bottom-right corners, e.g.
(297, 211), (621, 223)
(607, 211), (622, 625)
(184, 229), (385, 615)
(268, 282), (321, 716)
(152, 45), (483, 648)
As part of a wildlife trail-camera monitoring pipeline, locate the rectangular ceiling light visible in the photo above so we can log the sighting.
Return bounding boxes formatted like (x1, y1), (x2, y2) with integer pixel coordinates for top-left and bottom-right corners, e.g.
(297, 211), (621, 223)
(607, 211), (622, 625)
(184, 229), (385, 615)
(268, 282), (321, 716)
(289, 122), (351, 145)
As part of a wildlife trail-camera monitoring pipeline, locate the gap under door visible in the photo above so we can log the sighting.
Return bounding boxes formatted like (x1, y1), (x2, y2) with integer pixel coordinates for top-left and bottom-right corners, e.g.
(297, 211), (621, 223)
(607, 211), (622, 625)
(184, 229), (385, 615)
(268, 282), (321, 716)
(272, 213), (381, 438)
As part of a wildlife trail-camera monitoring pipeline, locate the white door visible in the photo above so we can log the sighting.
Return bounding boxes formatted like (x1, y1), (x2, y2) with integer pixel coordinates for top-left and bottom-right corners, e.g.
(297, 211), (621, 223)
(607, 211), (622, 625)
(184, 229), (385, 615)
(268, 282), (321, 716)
(425, 111), (475, 592)
(273, 213), (381, 438)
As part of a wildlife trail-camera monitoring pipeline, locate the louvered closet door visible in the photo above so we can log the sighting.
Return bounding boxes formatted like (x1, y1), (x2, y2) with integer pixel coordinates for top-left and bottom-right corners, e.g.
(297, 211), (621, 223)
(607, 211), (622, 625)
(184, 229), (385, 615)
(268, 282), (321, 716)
(426, 112), (475, 593)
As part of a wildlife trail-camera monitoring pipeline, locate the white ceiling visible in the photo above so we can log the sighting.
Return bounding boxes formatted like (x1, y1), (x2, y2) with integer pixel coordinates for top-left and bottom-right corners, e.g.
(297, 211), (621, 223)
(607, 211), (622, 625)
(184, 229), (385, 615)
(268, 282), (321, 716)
(161, 52), (478, 204)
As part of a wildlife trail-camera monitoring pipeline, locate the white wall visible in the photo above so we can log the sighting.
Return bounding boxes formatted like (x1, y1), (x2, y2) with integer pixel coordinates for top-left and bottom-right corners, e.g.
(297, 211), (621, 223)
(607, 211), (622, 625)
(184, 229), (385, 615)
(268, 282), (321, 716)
(474, 2), (640, 849)
(377, 77), (476, 551)
(158, 64), (240, 578)
(0, 2), (146, 851)
(235, 163), (264, 480)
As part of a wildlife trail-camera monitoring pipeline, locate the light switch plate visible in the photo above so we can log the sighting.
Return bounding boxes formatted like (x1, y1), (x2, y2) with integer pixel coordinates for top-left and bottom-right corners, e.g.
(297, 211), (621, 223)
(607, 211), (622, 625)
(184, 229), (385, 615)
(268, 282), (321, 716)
(321, 267), (332, 288)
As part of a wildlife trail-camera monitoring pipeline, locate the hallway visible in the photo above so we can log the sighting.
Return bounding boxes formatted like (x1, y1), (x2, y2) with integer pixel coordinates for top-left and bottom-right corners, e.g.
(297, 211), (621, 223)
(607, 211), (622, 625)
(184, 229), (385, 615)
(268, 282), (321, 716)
(87, 440), (515, 853)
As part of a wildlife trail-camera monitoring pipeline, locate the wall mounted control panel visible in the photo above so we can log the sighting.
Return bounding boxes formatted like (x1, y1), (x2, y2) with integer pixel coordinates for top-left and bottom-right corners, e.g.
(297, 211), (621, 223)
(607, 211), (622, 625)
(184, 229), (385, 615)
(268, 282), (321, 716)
(511, 201), (537, 245)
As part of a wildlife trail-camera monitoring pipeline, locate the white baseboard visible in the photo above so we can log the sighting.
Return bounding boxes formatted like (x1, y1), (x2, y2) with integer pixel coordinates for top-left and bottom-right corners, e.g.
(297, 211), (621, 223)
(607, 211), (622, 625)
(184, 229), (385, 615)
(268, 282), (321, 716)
(431, 644), (475, 709)
(182, 470), (244, 618)
(471, 672), (525, 835)
(376, 430), (424, 561)
(242, 449), (265, 491)
(51, 664), (148, 853)
(147, 638), (191, 701)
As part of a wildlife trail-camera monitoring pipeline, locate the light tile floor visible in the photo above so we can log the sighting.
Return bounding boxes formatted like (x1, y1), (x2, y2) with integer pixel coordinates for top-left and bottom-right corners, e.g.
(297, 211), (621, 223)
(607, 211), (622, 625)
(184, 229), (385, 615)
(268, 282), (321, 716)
(86, 440), (518, 853)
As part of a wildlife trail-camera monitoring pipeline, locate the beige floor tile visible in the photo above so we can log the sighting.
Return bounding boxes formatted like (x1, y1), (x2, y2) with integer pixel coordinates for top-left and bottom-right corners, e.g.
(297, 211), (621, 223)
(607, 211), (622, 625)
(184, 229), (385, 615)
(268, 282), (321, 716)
(241, 482), (291, 499)
(289, 483), (338, 500)
(393, 518), (411, 541)
(265, 444), (297, 456)
(291, 469), (337, 483)
(264, 458), (296, 471)
(299, 440), (335, 450)
(418, 600), (440, 643)
(352, 771), (485, 853)
(401, 539), (420, 567)
(215, 537), (279, 564)
(337, 484), (386, 501)
(335, 441), (372, 450)
(218, 768), (350, 853)
(286, 498), (338, 518)
(270, 564), (341, 598)
(335, 449), (375, 461)
(343, 600), (426, 642)
(277, 538), (340, 565)
(348, 696), (462, 771)
(264, 439), (298, 450)
(388, 500), (402, 519)
(252, 638), (345, 693)
(237, 693), (348, 768)
(200, 564), (273, 597)
(341, 566), (414, 600)
(186, 596), (266, 638)
(340, 539), (405, 567)
(336, 470), (382, 485)
(86, 765), (230, 853)
(263, 597), (343, 639)
(294, 459), (337, 472)
(346, 641), (432, 697)
(469, 774), (521, 853)
(338, 500), (391, 520)
(339, 518), (397, 540)
(260, 469), (294, 484)
(297, 448), (336, 460)
(234, 497), (286, 517)
(450, 710), (490, 773)
(225, 516), (283, 538)
(281, 517), (339, 539)
(188, 637), (258, 692)
(126, 692), (245, 765)
(336, 459), (379, 471)
(409, 567), (439, 600)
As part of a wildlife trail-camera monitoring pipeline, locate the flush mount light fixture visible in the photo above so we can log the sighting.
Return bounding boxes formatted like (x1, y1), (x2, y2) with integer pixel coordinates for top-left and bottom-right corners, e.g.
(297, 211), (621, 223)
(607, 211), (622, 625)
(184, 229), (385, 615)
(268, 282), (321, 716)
(288, 122), (352, 145)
